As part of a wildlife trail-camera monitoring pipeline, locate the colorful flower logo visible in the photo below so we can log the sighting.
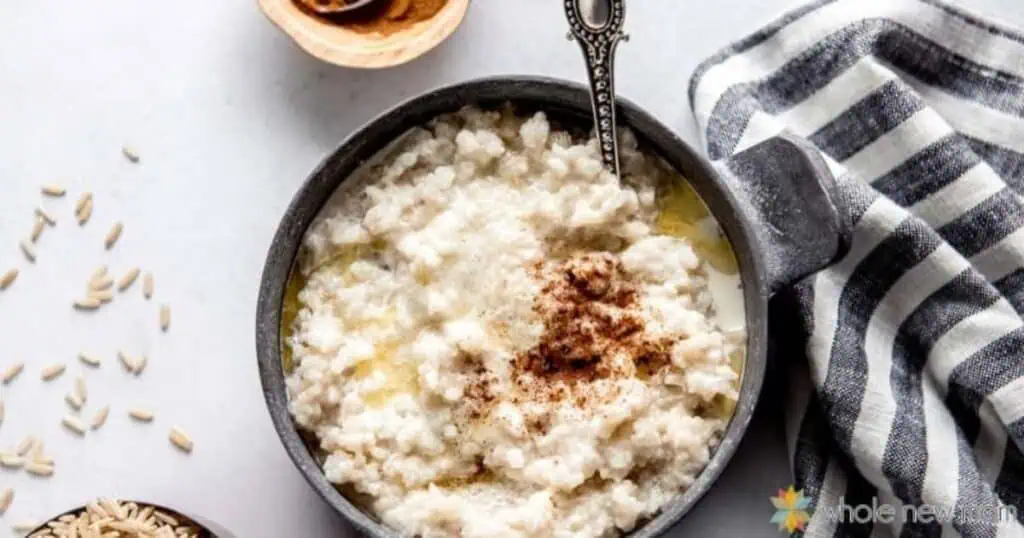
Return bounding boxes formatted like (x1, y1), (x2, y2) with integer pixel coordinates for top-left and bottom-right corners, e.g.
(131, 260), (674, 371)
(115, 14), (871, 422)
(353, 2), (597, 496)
(770, 485), (812, 534)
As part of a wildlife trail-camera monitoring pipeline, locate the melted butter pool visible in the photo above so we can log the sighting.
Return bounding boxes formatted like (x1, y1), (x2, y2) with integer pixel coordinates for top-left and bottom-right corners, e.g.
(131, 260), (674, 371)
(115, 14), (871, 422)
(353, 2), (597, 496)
(655, 179), (745, 334)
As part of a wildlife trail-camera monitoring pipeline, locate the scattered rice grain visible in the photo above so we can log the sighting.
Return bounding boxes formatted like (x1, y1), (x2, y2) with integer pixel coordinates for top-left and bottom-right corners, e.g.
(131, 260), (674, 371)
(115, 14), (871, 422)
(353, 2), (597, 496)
(12, 521), (38, 533)
(133, 355), (148, 376)
(117, 268), (140, 292)
(25, 461), (53, 477)
(104, 222), (123, 250)
(75, 192), (92, 212)
(122, 146), (140, 163)
(160, 305), (171, 332)
(20, 241), (36, 263)
(0, 487), (13, 514)
(76, 198), (93, 226)
(90, 405), (110, 430)
(74, 297), (101, 310)
(65, 392), (83, 411)
(29, 439), (43, 460)
(89, 289), (114, 303)
(78, 352), (101, 368)
(117, 351), (137, 373)
(15, 436), (36, 456)
(61, 415), (87, 436)
(142, 272), (154, 299)
(41, 184), (65, 197)
(75, 375), (88, 403)
(0, 396), (4, 425)
(41, 364), (66, 381)
(168, 428), (193, 453)
(30, 218), (45, 243)
(2, 362), (24, 384)
(0, 269), (17, 290)
(0, 454), (23, 469)
(34, 207), (56, 226)
(128, 408), (154, 422)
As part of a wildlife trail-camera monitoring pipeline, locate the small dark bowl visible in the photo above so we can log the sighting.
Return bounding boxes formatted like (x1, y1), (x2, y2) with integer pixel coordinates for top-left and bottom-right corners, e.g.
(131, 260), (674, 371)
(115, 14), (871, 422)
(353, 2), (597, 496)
(256, 76), (846, 537)
(28, 501), (233, 537)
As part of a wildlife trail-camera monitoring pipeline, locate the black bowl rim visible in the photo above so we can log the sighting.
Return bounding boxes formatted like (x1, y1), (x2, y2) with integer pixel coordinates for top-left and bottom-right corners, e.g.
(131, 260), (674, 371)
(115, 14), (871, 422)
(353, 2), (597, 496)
(256, 75), (769, 538)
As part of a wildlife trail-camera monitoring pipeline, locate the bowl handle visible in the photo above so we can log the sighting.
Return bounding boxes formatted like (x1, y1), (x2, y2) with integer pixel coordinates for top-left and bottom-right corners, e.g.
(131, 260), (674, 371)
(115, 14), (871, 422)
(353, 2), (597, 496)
(714, 133), (851, 295)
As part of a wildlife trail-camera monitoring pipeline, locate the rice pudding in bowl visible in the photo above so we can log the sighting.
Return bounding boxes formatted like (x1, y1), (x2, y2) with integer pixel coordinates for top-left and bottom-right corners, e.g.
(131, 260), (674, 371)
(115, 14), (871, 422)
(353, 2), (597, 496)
(282, 105), (745, 538)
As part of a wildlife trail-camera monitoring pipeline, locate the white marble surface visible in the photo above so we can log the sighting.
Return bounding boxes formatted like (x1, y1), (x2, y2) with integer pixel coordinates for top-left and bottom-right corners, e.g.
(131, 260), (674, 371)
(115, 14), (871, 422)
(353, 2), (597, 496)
(0, 0), (1021, 536)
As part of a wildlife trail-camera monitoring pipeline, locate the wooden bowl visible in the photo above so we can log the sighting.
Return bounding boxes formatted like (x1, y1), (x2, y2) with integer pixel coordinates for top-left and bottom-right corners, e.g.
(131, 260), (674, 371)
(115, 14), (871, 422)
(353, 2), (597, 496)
(258, 0), (470, 68)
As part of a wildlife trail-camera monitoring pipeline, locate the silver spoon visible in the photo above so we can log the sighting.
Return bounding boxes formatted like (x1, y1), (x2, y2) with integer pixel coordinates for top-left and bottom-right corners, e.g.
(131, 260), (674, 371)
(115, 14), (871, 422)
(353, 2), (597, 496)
(296, 0), (387, 15)
(565, 0), (629, 178)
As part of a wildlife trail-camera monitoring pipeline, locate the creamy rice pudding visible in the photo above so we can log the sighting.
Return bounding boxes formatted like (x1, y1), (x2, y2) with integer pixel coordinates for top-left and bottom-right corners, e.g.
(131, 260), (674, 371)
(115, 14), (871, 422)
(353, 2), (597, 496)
(283, 106), (745, 538)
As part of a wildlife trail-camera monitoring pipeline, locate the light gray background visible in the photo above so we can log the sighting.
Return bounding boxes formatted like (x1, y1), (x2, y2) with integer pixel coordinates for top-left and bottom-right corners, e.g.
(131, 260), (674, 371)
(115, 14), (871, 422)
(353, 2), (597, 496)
(0, 0), (1021, 536)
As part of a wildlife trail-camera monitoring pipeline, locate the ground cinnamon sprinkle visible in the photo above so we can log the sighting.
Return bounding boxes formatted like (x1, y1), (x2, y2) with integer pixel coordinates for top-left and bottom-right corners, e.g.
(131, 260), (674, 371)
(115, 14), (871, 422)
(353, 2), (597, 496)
(298, 0), (448, 37)
(511, 253), (671, 404)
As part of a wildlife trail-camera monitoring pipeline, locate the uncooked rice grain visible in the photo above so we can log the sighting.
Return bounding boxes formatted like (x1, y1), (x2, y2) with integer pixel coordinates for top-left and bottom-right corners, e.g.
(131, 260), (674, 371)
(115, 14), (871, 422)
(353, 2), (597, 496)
(20, 241), (36, 263)
(142, 273), (154, 299)
(128, 408), (154, 422)
(160, 305), (170, 331)
(25, 461), (53, 477)
(30, 218), (45, 242)
(0, 269), (16, 290)
(75, 192), (92, 213)
(133, 355), (148, 375)
(118, 350), (137, 373)
(3, 362), (24, 384)
(30, 439), (44, 460)
(0, 454), (23, 469)
(76, 198), (93, 226)
(89, 289), (114, 302)
(100, 499), (127, 520)
(74, 298), (101, 310)
(91, 406), (110, 430)
(122, 146), (141, 163)
(35, 207), (56, 226)
(168, 428), (193, 453)
(75, 375), (87, 403)
(104, 222), (123, 250)
(78, 352), (101, 367)
(15, 436), (36, 456)
(12, 521), (38, 532)
(61, 415), (87, 436)
(41, 364), (66, 381)
(41, 184), (66, 197)
(118, 268), (140, 291)
(91, 276), (114, 291)
(35, 500), (203, 538)
(64, 393), (83, 411)
(0, 488), (12, 514)
(0, 396), (5, 424)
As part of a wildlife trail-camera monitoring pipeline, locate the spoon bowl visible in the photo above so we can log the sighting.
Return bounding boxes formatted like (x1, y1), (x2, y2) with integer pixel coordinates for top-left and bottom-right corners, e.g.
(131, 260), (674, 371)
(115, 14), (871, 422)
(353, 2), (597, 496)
(295, 0), (384, 15)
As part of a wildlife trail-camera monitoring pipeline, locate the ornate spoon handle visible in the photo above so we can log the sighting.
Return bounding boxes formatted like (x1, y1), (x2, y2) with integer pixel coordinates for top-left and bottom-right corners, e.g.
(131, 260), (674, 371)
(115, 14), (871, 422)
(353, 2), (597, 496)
(565, 0), (628, 177)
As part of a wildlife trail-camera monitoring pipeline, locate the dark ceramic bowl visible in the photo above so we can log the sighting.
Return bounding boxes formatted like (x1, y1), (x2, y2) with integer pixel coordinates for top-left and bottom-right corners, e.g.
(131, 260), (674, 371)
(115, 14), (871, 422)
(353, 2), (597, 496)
(256, 76), (848, 537)
(29, 501), (233, 537)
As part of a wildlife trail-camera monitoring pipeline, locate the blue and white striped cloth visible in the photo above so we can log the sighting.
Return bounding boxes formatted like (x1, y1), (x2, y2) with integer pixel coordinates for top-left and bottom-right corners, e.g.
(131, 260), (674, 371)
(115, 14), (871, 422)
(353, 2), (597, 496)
(690, 1), (1024, 536)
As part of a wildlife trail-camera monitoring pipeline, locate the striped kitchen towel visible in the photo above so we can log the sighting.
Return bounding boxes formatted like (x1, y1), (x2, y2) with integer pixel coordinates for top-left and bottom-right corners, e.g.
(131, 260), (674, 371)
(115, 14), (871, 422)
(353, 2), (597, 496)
(689, 0), (1024, 537)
